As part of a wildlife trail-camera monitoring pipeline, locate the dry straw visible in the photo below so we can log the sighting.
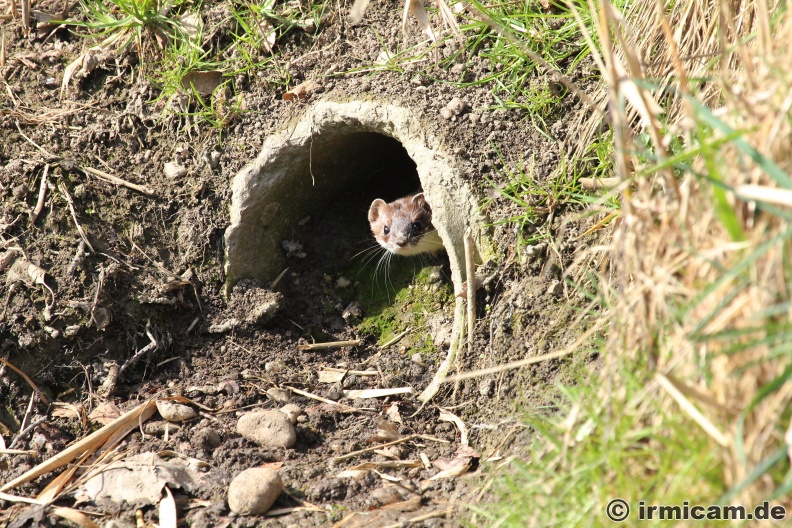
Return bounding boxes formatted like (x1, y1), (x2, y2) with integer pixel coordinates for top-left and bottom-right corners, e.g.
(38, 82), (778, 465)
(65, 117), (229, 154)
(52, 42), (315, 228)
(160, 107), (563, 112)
(573, 0), (792, 506)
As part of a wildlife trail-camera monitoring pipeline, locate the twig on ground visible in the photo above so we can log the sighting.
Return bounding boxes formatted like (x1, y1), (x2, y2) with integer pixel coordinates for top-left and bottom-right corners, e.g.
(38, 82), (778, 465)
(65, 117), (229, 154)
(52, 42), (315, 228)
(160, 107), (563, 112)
(331, 433), (450, 463)
(655, 372), (729, 447)
(580, 176), (622, 191)
(18, 391), (36, 436)
(0, 248), (21, 272)
(183, 316), (200, 334)
(9, 416), (47, 450)
(89, 264), (105, 328)
(441, 317), (607, 382)
(118, 324), (158, 376)
(20, 0), (29, 36)
(298, 339), (361, 351)
(323, 367), (378, 376)
(30, 163), (49, 225)
(57, 181), (95, 253)
(381, 507), (454, 528)
(283, 385), (363, 413)
(66, 239), (87, 276)
(382, 327), (411, 348)
(80, 165), (156, 196)
(97, 362), (118, 398)
(417, 297), (465, 404)
(0, 358), (50, 404)
(15, 120), (56, 158)
(464, 229), (476, 357)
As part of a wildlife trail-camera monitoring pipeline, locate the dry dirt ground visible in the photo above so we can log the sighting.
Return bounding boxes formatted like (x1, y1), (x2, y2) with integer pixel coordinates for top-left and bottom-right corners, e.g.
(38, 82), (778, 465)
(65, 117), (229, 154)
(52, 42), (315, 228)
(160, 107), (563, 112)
(0, 1), (600, 526)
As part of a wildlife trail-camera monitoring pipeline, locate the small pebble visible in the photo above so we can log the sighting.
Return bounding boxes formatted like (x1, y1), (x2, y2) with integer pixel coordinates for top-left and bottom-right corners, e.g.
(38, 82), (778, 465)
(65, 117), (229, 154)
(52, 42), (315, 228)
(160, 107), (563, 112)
(267, 387), (291, 403)
(547, 280), (563, 297)
(208, 151), (221, 169)
(335, 276), (351, 288)
(192, 427), (222, 450)
(279, 404), (302, 425)
(439, 107), (454, 120)
(446, 97), (467, 115)
(207, 319), (240, 333)
(265, 361), (286, 373)
(237, 410), (296, 448)
(156, 400), (198, 423)
(164, 161), (187, 179)
(479, 378), (495, 397)
(227, 467), (283, 515)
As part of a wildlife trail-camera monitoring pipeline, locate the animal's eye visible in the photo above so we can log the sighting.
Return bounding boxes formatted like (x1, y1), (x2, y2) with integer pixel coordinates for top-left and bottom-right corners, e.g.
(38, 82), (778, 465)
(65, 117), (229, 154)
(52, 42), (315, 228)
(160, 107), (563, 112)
(383, 226), (390, 235)
(411, 222), (422, 231)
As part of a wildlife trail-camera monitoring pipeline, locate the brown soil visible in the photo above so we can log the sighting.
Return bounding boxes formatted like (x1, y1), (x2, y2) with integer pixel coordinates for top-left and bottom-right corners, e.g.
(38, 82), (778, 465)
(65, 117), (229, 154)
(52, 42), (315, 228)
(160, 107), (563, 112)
(0, 1), (600, 526)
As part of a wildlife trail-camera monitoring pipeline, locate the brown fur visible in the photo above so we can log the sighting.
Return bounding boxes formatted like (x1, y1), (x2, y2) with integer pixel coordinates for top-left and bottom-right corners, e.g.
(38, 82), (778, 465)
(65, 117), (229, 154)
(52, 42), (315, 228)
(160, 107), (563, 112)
(368, 193), (443, 256)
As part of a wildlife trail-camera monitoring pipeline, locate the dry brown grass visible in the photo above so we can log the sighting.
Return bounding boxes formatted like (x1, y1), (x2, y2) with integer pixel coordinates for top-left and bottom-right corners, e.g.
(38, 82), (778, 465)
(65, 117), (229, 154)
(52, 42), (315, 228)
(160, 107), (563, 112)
(583, 0), (792, 508)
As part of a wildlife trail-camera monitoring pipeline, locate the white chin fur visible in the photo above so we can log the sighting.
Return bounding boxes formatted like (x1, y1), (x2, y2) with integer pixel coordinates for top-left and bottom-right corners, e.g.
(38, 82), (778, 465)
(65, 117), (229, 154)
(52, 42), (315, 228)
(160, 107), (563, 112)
(390, 231), (443, 256)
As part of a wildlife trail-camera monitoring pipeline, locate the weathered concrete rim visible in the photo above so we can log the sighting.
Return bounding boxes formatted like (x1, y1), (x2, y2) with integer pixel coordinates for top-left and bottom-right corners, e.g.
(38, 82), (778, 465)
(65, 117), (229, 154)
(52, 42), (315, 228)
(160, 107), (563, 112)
(224, 98), (487, 295)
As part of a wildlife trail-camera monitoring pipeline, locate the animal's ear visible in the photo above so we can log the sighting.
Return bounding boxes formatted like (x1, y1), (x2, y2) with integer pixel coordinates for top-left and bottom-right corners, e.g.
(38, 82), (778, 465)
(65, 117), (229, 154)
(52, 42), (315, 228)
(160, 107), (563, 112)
(368, 199), (386, 223)
(412, 193), (426, 207)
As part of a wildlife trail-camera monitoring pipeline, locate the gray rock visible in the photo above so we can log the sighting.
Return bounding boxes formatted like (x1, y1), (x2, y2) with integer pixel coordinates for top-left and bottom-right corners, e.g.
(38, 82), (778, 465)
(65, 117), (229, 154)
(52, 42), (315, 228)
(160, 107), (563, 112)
(237, 410), (296, 448)
(446, 97), (467, 115)
(227, 467), (282, 515)
(249, 297), (280, 324)
(156, 400), (198, 423)
(266, 387), (291, 403)
(193, 427), (222, 450)
(280, 404), (302, 425)
(207, 319), (241, 333)
(547, 280), (563, 297)
(164, 161), (187, 179)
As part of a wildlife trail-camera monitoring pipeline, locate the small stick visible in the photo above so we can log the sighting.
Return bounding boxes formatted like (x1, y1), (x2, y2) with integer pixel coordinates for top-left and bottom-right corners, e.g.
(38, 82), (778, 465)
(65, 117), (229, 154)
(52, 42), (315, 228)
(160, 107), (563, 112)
(66, 240), (87, 276)
(57, 181), (95, 253)
(464, 229), (476, 356)
(0, 248), (21, 272)
(417, 297), (464, 404)
(381, 327), (411, 348)
(118, 324), (158, 376)
(332, 433), (449, 463)
(322, 367), (378, 376)
(283, 385), (362, 413)
(441, 318), (606, 382)
(15, 121), (56, 158)
(18, 391), (36, 435)
(381, 507), (454, 528)
(89, 264), (105, 328)
(298, 339), (361, 351)
(80, 166), (155, 197)
(9, 416), (47, 450)
(183, 316), (200, 334)
(270, 267), (289, 289)
(0, 448), (37, 455)
(20, 0), (29, 35)
(580, 176), (621, 191)
(0, 358), (50, 404)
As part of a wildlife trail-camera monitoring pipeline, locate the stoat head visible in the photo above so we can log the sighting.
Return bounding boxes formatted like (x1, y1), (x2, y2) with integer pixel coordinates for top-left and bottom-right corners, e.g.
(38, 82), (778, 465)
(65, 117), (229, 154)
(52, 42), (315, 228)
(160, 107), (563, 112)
(368, 193), (441, 256)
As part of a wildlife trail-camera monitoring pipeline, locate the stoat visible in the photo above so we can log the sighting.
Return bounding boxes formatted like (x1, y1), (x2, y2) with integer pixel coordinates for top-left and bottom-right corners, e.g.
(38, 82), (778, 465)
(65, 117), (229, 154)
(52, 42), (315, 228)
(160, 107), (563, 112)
(368, 193), (444, 256)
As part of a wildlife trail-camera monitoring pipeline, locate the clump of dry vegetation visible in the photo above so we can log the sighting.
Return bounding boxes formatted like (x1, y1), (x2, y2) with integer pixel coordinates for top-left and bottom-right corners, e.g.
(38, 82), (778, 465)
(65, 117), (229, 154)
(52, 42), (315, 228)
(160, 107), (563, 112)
(487, 0), (792, 524)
